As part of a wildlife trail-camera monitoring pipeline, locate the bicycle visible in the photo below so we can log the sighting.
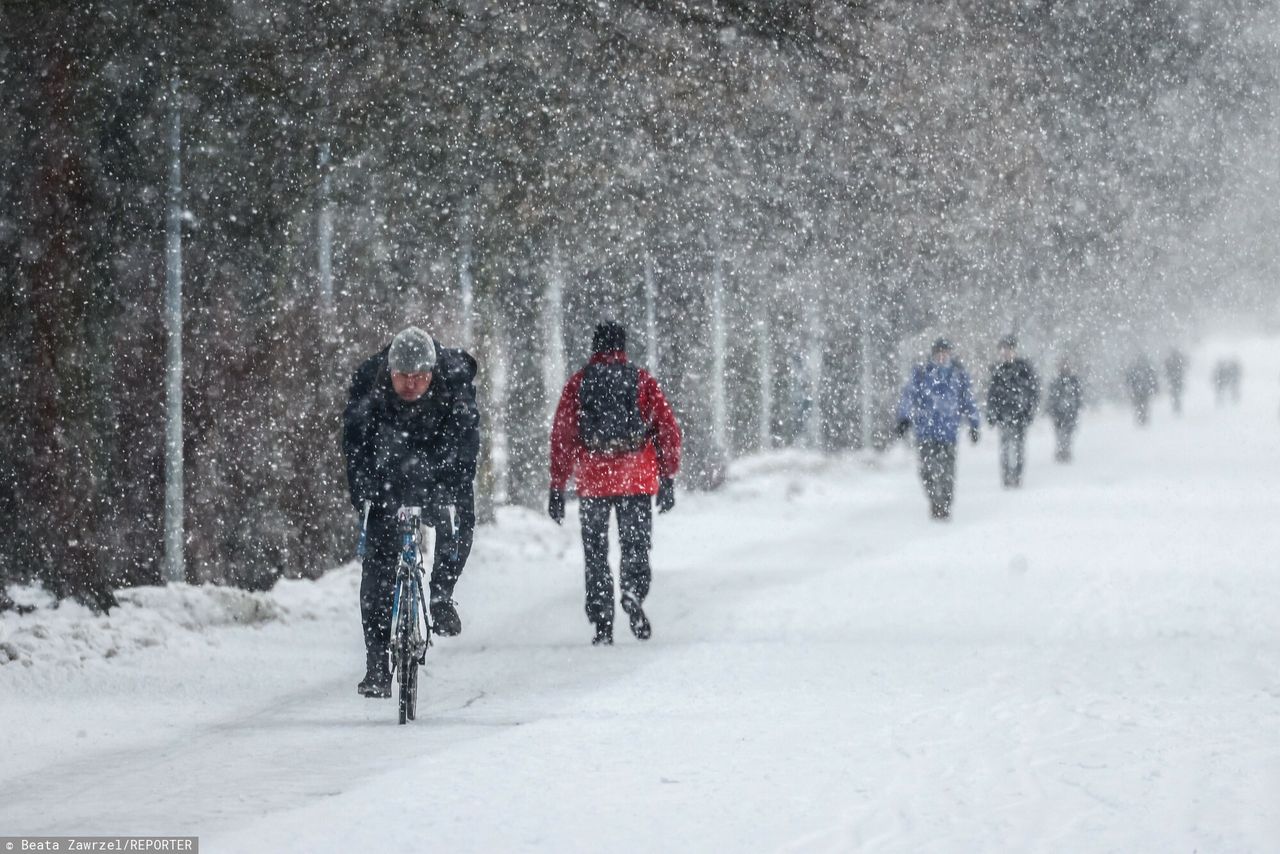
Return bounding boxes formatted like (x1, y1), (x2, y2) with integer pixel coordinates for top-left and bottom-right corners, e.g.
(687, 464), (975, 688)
(389, 505), (434, 725)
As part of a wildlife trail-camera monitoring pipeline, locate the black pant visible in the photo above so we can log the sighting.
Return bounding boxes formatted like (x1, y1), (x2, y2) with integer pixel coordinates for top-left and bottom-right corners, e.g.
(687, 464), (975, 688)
(579, 495), (652, 627)
(998, 424), (1027, 486)
(359, 482), (475, 658)
(1053, 420), (1076, 462)
(1133, 396), (1151, 425)
(917, 440), (956, 517)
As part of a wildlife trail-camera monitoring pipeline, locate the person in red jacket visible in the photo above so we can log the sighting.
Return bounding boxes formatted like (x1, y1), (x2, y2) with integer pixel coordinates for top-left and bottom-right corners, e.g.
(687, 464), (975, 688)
(549, 322), (682, 645)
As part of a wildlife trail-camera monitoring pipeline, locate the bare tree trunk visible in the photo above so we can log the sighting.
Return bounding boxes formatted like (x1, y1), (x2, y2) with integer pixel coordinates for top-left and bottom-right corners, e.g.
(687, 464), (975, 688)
(24, 41), (116, 610)
(502, 246), (549, 509)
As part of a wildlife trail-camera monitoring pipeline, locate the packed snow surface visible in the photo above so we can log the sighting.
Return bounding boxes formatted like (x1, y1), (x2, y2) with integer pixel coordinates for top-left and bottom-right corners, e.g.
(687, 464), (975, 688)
(2, 335), (1277, 852)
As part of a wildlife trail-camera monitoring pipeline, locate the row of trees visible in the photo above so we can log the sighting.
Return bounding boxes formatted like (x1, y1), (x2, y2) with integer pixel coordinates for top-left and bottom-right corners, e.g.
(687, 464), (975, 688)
(1, 0), (1273, 607)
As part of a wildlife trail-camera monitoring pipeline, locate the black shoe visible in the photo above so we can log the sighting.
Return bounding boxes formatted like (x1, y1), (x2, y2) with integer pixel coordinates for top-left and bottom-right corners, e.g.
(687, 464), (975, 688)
(357, 655), (392, 698)
(430, 598), (461, 637)
(620, 592), (651, 641)
(592, 621), (614, 646)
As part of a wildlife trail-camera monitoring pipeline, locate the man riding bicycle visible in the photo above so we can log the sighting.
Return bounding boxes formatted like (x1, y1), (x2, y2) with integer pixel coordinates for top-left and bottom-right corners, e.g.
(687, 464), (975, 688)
(342, 326), (481, 698)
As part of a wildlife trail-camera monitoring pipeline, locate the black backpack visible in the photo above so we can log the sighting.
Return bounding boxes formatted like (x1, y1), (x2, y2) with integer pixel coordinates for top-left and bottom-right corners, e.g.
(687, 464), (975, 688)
(578, 362), (648, 454)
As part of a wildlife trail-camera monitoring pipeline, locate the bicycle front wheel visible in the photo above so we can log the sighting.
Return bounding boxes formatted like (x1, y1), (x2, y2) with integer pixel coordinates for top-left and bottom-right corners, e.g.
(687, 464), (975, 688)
(395, 586), (416, 725)
(397, 644), (415, 725)
(405, 657), (418, 721)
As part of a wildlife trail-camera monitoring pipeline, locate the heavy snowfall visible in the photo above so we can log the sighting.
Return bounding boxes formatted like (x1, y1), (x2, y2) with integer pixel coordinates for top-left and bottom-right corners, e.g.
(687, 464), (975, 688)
(2, 1), (1279, 851)
(2, 333), (1277, 851)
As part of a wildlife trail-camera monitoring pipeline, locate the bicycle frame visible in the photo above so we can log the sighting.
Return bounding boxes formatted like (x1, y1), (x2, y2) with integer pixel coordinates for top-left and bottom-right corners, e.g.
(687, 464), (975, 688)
(390, 507), (432, 663)
(389, 506), (434, 724)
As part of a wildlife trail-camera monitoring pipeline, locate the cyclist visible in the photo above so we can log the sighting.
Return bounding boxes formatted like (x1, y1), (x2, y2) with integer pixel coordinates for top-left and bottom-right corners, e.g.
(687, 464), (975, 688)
(343, 326), (480, 697)
(548, 321), (682, 645)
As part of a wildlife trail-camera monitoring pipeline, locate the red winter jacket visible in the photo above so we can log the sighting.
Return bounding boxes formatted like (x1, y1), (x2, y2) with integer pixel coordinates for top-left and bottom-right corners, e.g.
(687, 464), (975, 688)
(549, 351), (682, 497)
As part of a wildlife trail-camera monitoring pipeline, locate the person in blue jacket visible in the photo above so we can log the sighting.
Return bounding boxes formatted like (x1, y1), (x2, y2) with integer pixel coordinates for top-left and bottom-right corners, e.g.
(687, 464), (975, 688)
(896, 338), (982, 520)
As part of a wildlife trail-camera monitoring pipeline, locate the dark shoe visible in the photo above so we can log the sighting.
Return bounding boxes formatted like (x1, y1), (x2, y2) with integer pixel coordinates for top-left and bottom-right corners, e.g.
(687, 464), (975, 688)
(592, 621), (614, 646)
(357, 654), (392, 698)
(430, 598), (461, 637)
(620, 592), (651, 641)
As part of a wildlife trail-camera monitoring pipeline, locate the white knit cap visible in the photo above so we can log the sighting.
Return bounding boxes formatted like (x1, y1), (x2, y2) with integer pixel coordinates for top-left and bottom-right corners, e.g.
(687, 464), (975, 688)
(388, 326), (437, 374)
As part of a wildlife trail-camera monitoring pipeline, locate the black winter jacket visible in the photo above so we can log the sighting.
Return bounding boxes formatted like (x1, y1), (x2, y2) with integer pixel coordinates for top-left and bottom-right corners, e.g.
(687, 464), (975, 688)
(986, 358), (1041, 427)
(342, 343), (480, 510)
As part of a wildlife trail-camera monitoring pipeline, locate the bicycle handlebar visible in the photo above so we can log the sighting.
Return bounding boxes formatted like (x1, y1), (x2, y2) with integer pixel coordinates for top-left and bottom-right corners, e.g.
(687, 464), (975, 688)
(396, 505), (425, 534)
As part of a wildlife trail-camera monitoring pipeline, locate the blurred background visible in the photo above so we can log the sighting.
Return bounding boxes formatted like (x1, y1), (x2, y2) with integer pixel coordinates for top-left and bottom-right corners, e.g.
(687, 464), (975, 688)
(2, 0), (1276, 602)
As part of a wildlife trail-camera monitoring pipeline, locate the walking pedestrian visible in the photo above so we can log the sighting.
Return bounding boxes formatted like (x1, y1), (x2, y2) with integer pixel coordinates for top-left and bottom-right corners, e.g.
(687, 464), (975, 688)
(986, 335), (1040, 488)
(896, 338), (981, 521)
(548, 322), (682, 645)
(1047, 358), (1084, 462)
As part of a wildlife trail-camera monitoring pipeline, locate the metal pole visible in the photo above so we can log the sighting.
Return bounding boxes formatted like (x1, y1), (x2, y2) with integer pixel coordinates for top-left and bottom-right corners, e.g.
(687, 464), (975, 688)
(458, 197), (474, 350)
(860, 276), (872, 450)
(543, 241), (567, 416)
(804, 282), (823, 449)
(644, 249), (659, 374)
(317, 139), (335, 326)
(710, 236), (727, 452)
(758, 297), (773, 451)
(163, 76), (185, 584)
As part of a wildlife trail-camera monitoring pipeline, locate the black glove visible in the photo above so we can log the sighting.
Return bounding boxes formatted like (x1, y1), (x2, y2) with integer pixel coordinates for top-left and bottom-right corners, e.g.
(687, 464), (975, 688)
(548, 488), (565, 525)
(969, 426), (980, 444)
(895, 419), (911, 438)
(657, 478), (675, 513)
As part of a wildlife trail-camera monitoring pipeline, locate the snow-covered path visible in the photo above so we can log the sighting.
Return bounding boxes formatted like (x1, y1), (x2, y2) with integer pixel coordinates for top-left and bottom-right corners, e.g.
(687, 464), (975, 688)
(2, 335), (1278, 853)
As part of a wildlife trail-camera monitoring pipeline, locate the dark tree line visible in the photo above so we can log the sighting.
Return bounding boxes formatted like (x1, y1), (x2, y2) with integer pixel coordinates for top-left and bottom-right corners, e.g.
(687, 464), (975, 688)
(1, 0), (1272, 607)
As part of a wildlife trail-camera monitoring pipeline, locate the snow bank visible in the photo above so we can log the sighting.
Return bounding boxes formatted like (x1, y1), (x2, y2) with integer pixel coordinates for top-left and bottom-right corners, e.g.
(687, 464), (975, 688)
(1, 575), (324, 669)
(0, 505), (566, 672)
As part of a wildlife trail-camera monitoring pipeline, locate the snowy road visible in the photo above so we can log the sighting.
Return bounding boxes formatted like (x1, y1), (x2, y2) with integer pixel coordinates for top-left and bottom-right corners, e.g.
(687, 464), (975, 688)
(2, 335), (1278, 853)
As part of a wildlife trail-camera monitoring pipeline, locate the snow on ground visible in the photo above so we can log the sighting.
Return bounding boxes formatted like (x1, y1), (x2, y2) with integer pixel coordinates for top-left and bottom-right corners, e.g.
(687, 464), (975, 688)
(2, 334), (1278, 853)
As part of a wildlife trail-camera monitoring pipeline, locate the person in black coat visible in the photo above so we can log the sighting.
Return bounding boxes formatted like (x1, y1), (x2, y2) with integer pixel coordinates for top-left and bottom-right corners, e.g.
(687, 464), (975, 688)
(986, 335), (1040, 488)
(1164, 348), (1187, 415)
(1126, 356), (1160, 426)
(1046, 358), (1084, 463)
(342, 326), (480, 697)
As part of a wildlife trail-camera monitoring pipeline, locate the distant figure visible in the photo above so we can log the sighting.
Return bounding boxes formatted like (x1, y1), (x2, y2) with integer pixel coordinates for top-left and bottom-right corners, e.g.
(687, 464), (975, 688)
(986, 335), (1040, 488)
(1214, 359), (1242, 405)
(1046, 359), (1084, 463)
(896, 338), (981, 521)
(1164, 349), (1188, 414)
(549, 322), (682, 646)
(1126, 356), (1160, 426)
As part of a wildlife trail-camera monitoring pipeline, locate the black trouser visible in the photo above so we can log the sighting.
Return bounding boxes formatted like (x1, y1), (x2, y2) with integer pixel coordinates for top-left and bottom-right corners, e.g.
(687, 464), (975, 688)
(1133, 396), (1151, 425)
(998, 424), (1027, 486)
(359, 482), (475, 659)
(579, 495), (652, 627)
(917, 440), (957, 516)
(1053, 420), (1076, 462)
